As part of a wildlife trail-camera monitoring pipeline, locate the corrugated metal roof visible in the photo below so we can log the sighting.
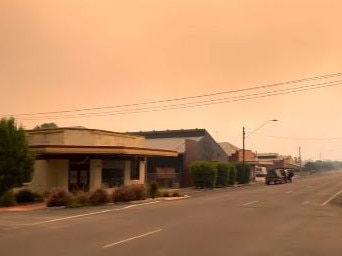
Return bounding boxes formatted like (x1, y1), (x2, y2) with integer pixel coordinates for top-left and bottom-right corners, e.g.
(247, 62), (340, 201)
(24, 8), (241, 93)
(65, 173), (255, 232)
(144, 137), (202, 153)
(219, 142), (240, 156)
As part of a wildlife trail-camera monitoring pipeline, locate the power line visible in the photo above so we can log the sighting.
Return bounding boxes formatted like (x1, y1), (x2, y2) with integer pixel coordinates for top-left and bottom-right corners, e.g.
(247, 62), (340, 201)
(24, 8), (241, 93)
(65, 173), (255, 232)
(5, 72), (342, 117)
(17, 79), (342, 120)
(248, 133), (342, 141)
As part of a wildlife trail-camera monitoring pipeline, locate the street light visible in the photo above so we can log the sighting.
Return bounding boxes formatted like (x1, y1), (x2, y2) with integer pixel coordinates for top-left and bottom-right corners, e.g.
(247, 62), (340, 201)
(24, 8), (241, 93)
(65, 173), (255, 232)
(242, 119), (278, 177)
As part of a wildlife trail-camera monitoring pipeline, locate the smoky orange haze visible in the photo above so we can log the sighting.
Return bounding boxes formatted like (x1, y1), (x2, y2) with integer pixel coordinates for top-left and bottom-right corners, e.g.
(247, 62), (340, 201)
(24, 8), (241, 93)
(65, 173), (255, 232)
(1, 0), (342, 160)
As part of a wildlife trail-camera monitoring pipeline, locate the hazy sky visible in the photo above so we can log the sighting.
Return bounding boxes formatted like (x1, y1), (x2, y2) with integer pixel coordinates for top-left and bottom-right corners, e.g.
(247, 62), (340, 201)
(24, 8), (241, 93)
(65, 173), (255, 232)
(1, 0), (342, 161)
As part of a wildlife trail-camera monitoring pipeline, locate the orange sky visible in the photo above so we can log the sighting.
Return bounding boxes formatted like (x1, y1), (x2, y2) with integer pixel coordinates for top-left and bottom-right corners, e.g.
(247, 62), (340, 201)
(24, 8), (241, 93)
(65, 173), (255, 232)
(1, 0), (342, 160)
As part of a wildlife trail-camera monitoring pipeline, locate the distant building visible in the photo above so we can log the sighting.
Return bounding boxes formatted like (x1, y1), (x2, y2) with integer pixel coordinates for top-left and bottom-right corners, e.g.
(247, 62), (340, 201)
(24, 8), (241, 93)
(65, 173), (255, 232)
(128, 129), (229, 187)
(229, 149), (256, 162)
(219, 142), (240, 157)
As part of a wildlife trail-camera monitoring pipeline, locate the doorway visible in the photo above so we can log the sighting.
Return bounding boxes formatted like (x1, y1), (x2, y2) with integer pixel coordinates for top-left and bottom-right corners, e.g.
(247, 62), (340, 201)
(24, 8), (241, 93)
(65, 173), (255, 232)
(69, 157), (90, 191)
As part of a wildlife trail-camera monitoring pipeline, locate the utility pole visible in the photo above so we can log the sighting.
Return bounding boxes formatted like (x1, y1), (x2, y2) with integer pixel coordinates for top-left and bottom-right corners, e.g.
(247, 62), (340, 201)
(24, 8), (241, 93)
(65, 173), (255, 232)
(299, 146), (302, 175)
(242, 126), (245, 167)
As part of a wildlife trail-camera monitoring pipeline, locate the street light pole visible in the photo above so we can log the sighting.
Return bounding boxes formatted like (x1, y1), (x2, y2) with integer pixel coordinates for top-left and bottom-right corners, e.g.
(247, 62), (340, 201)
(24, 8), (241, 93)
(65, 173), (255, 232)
(242, 119), (278, 181)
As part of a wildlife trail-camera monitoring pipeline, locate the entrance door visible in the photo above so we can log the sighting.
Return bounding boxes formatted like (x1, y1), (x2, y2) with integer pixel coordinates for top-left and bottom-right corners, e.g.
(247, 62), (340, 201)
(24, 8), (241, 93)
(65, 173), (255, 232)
(69, 157), (90, 191)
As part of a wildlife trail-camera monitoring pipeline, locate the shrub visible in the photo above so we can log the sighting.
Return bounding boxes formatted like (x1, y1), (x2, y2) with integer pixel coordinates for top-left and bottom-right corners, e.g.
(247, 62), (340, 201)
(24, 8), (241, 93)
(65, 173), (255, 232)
(88, 188), (110, 206)
(130, 184), (147, 201)
(162, 191), (170, 197)
(191, 161), (218, 189)
(235, 163), (252, 184)
(66, 195), (83, 208)
(74, 190), (88, 206)
(216, 162), (230, 187)
(148, 182), (159, 199)
(46, 188), (73, 207)
(171, 191), (181, 197)
(0, 190), (17, 207)
(228, 165), (237, 185)
(15, 189), (43, 203)
(113, 185), (136, 203)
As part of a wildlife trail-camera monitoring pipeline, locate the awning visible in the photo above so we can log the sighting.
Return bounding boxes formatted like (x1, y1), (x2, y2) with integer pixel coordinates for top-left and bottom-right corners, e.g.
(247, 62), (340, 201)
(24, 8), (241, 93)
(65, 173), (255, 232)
(30, 145), (178, 157)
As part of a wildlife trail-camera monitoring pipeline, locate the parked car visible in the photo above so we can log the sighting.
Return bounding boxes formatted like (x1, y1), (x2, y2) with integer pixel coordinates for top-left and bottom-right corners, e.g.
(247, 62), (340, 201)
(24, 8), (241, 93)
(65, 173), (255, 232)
(265, 169), (289, 185)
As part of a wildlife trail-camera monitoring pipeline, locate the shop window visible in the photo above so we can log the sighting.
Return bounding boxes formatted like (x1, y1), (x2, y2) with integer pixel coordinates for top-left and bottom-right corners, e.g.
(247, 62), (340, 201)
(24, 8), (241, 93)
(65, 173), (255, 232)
(102, 168), (123, 188)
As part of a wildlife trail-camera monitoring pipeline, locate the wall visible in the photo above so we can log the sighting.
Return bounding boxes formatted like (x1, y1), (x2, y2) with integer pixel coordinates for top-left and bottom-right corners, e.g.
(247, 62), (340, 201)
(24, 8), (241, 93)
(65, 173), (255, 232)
(124, 160), (146, 186)
(230, 149), (256, 162)
(89, 159), (102, 190)
(29, 159), (68, 193)
(27, 128), (145, 147)
(27, 131), (64, 145)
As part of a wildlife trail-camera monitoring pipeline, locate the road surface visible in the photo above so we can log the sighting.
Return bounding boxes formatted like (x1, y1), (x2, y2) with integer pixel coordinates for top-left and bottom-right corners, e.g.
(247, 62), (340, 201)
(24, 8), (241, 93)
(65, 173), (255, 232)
(1, 171), (342, 256)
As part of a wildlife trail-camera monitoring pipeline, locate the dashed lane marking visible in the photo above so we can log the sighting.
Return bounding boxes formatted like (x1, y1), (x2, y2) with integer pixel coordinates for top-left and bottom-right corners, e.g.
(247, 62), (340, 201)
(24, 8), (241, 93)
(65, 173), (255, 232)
(321, 189), (342, 206)
(242, 200), (259, 206)
(103, 228), (163, 248)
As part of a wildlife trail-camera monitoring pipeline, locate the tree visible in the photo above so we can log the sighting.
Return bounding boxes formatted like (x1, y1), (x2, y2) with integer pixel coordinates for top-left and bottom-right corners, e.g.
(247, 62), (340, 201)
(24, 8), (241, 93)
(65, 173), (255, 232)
(33, 122), (58, 130)
(0, 117), (34, 197)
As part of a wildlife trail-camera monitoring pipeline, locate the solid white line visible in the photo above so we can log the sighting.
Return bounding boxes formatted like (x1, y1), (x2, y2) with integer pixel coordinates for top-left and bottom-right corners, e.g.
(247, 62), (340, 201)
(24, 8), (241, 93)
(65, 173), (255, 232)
(285, 191), (293, 194)
(242, 200), (259, 206)
(30, 210), (112, 225)
(103, 229), (163, 248)
(122, 201), (160, 209)
(321, 189), (342, 206)
(23, 201), (161, 225)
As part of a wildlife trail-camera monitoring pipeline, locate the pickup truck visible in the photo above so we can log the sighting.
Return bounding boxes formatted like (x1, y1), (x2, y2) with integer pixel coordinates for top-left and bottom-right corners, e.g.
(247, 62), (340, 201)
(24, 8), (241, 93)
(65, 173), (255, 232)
(265, 169), (289, 185)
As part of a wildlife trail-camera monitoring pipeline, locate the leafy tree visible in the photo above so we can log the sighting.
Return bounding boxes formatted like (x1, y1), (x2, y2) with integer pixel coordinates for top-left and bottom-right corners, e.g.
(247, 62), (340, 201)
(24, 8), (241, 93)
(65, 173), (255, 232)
(0, 117), (34, 197)
(34, 122), (58, 130)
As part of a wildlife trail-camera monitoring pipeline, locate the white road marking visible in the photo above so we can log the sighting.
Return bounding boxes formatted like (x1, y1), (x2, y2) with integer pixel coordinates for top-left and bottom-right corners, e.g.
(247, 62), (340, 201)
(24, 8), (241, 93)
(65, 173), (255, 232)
(321, 189), (342, 206)
(28, 209), (112, 225)
(242, 200), (259, 206)
(285, 191), (293, 194)
(103, 229), (163, 248)
(19, 201), (161, 226)
(122, 201), (160, 209)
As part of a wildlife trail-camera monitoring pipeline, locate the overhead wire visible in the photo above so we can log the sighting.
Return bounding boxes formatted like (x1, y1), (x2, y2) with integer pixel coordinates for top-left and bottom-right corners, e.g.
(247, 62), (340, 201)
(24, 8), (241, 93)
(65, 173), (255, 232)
(16, 78), (342, 120)
(5, 72), (342, 118)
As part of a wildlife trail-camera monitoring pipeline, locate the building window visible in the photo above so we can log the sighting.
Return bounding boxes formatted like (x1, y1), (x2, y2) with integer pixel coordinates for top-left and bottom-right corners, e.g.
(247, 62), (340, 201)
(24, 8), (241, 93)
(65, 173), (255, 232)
(130, 158), (140, 180)
(102, 168), (124, 188)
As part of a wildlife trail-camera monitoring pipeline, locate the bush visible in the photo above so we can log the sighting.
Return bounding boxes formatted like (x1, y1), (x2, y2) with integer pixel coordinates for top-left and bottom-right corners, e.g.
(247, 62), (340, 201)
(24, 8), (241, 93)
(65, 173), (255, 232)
(66, 195), (83, 208)
(235, 163), (252, 184)
(15, 189), (43, 204)
(0, 190), (17, 207)
(228, 165), (237, 185)
(74, 190), (88, 206)
(216, 162), (230, 187)
(88, 188), (110, 206)
(191, 161), (218, 189)
(162, 191), (170, 197)
(113, 185), (136, 203)
(148, 182), (159, 199)
(46, 188), (73, 207)
(130, 184), (147, 201)
(171, 191), (181, 197)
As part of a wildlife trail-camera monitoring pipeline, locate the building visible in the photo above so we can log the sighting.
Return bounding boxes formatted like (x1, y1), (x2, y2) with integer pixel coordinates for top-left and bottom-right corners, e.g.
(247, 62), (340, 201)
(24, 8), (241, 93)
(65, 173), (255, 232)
(229, 149), (256, 162)
(218, 142), (240, 157)
(26, 128), (177, 193)
(128, 129), (229, 187)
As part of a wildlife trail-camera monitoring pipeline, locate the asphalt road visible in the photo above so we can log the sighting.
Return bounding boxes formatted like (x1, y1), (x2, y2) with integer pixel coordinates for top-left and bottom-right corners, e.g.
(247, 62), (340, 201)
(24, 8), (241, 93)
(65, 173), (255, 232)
(1, 171), (342, 256)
